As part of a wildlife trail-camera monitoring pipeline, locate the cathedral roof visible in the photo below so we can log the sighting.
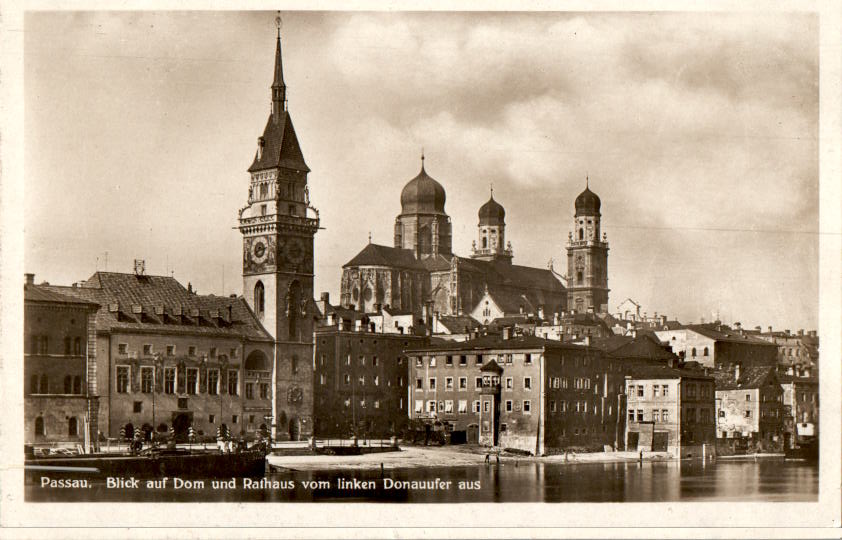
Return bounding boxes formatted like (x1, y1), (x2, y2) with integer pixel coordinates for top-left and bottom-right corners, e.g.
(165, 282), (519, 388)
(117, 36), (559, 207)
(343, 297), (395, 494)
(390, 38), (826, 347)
(575, 186), (601, 215)
(44, 272), (273, 342)
(478, 194), (505, 225)
(248, 111), (309, 173)
(400, 161), (447, 215)
(343, 243), (422, 270)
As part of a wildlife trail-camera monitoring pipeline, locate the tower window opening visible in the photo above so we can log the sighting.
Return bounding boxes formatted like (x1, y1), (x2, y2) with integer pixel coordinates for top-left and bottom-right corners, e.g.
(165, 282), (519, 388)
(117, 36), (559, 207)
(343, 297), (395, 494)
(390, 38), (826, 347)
(482, 237), (487, 249)
(577, 271), (583, 284)
(254, 281), (265, 319)
(260, 204), (267, 216)
(579, 228), (584, 240)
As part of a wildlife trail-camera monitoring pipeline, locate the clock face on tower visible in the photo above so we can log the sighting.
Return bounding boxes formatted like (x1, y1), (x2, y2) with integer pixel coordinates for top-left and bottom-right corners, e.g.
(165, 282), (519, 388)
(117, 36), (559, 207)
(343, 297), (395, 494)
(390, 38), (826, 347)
(252, 236), (269, 263)
(244, 235), (276, 274)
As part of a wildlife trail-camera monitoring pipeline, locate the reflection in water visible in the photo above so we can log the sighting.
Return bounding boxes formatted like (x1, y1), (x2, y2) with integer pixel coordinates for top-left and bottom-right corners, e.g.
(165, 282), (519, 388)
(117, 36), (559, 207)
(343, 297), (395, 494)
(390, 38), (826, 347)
(26, 459), (817, 503)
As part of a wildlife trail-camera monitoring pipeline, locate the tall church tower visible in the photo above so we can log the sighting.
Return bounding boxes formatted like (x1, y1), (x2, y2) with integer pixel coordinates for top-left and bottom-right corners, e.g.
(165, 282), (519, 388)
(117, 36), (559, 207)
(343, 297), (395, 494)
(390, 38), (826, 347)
(393, 155), (453, 259)
(239, 17), (319, 440)
(566, 181), (609, 313)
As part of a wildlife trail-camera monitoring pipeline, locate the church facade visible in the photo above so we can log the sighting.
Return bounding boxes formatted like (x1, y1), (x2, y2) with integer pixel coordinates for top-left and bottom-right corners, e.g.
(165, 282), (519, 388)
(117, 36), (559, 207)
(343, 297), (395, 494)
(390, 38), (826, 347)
(340, 160), (607, 323)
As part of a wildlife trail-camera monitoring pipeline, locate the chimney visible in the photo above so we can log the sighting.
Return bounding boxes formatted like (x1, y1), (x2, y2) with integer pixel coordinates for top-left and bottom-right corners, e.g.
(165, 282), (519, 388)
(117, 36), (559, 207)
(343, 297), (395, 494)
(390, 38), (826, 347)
(24, 273), (35, 285)
(319, 292), (330, 316)
(502, 327), (511, 340)
(188, 282), (193, 294)
(583, 336), (591, 346)
(373, 303), (382, 313)
(326, 312), (335, 326)
(768, 326), (773, 333)
(519, 304), (524, 315)
(785, 329), (791, 336)
(432, 311), (440, 333)
(422, 303), (430, 324)
(754, 326), (761, 332)
(734, 364), (741, 383)
(797, 329), (804, 336)
(809, 330), (817, 337)
(734, 322), (742, 330)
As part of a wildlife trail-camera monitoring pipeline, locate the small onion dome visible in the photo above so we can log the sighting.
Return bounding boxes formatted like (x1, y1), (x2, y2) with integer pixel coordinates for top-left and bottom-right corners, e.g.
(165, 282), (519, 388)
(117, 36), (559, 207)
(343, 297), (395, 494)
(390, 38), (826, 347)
(478, 195), (505, 225)
(400, 163), (447, 214)
(575, 186), (601, 215)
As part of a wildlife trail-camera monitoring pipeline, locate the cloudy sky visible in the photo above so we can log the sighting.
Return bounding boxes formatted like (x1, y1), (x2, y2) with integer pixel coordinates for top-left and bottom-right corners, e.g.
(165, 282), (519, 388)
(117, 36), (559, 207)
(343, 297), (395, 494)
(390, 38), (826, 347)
(24, 10), (819, 330)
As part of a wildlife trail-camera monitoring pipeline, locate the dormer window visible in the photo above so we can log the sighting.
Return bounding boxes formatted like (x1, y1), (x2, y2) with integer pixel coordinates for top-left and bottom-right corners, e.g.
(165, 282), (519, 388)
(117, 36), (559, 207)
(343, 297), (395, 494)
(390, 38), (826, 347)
(257, 137), (265, 160)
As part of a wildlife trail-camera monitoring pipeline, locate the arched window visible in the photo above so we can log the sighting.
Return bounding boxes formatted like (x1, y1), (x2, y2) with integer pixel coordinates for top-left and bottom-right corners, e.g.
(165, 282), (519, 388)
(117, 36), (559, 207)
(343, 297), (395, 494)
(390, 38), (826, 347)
(29, 375), (38, 394)
(260, 183), (268, 199)
(691, 347), (697, 357)
(577, 271), (583, 284)
(703, 347), (709, 356)
(254, 281), (265, 318)
(64, 375), (72, 394)
(73, 376), (82, 394)
(482, 236), (487, 249)
(68, 417), (78, 437)
(39, 374), (49, 394)
(35, 416), (45, 436)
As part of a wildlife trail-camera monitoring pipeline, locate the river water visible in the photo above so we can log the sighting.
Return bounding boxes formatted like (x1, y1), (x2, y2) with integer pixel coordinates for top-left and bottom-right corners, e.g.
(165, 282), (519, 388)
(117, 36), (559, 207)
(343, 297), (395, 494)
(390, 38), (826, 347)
(26, 458), (817, 503)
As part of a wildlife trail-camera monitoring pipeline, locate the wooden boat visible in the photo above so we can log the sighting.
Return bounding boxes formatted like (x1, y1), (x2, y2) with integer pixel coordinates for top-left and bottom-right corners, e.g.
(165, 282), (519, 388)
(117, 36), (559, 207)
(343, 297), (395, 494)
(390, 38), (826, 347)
(25, 446), (267, 482)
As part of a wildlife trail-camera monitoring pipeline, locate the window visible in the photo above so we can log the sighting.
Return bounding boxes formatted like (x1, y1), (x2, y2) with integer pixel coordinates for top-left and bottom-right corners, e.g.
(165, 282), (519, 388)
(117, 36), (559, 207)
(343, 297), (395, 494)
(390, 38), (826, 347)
(415, 378), (423, 390)
(653, 410), (660, 422)
(524, 377), (532, 390)
(459, 355), (467, 366)
(133, 401), (142, 413)
(64, 337), (72, 355)
(445, 400), (454, 413)
(260, 383), (270, 399)
(68, 417), (78, 437)
(476, 355), (483, 365)
(118, 343), (128, 355)
(344, 374), (351, 385)
(718, 409), (725, 418)
(246, 383), (254, 399)
(35, 416), (45, 436)
(188, 346), (197, 357)
(428, 378), (436, 390)
(358, 356), (365, 366)
(458, 400), (467, 414)
(483, 401), (490, 413)
(228, 370), (239, 395)
(505, 377), (513, 390)
(744, 410), (752, 418)
(438, 401), (444, 412)
(687, 384), (697, 398)
(458, 377), (467, 390)
(29, 375), (38, 394)
(475, 377), (483, 389)
(187, 368), (198, 395)
(254, 281), (265, 317)
(506, 400), (513, 412)
(427, 401), (436, 413)
(346, 356), (352, 366)
(164, 368), (176, 394)
(359, 399), (367, 409)
(636, 409), (644, 422)
(637, 385), (644, 397)
(550, 400), (557, 412)
(374, 400), (380, 409)
(39, 374), (49, 394)
(429, 357), (437, 367)
(415, 400), (424, 413)
(703, 347), (709, 356)
(473, 401), (481, 413)
(208, 369), (219, 395)
(141, 367), (154, 394)
(662, 385), (669, 397)
(373, 376), (380, 386)
(166, 345), (175, 356)
(523, 400), (531, 414)
(74, 337), (82, 355)
(372, 356), (379, 367)
(117, 366), (130, 393)
(445, 377), (453, 390)
(524, 354), (532, 365)
(358, 375), (365, 386)
(662, 410), (669, 422)
(415, 357), (422, 367)
(232, 415), (238, 424)
(654, 385), (660, 397)
(446, 356), (453, 366)
(745, 394), (751, 402)
(143, 344), (152, 356)
(691, 347), (697, 357)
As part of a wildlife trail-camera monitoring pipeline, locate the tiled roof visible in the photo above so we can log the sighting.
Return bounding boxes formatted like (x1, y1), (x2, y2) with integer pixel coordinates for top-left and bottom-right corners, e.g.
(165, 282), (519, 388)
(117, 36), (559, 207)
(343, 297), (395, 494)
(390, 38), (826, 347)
(713, 366), (777, 391)
(343, 243), (422, 269)
(25, 284), (99, 308)
(436, 315), (480, 333)
(406, 334), (594, 353)
(485, 289), (536, 315)
(248, 112), (309, 173)
(588, 335), (633, 352)
(606, 334), (676, 361)
(683, 324), (777, 346)
(45, 272), (273, 342)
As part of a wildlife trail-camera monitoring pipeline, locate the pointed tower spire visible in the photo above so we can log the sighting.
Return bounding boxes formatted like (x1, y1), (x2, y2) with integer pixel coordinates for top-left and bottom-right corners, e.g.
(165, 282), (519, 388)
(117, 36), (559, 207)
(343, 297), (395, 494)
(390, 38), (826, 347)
(420, 148), (425, 172)
(271, 12), (287, 121)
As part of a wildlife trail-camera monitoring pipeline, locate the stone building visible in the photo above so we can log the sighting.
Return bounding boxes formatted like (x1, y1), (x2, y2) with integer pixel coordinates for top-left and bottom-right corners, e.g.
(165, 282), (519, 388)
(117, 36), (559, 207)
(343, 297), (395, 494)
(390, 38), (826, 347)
(625, 364), (716, 458)
(406, 334), (627, 454)
(340, 164), (578, 321)
(655, 323), (778, 371)
(45, 270), (275, 442)
(714, 366), (783, 452)
(238, 24), (321, 439)
(566, 183), (610, 314)
(24, 277), (100, 450)
(778, 374), (818, 448)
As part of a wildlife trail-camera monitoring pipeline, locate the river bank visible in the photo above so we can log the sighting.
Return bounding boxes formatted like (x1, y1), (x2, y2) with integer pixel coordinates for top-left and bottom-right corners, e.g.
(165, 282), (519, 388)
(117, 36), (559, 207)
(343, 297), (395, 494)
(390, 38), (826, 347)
(266, 444), (675, 472)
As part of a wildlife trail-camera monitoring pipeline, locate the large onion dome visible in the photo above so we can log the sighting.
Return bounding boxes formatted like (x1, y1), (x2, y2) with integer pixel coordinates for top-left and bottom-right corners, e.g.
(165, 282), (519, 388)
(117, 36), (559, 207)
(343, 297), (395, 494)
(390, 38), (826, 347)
(575, 186), (601, 215)
(400, 160), (447, 215)
(478, 194), (505, 225)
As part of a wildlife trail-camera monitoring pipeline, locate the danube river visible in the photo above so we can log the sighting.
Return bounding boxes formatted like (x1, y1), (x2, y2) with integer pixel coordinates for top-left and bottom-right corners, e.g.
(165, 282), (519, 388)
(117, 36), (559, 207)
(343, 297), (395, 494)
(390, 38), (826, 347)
(26, 458), (817, 503)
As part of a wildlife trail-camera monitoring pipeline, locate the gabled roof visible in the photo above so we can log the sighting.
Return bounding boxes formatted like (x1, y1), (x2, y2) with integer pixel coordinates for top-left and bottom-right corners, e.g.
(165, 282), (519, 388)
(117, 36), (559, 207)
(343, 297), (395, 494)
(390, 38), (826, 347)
(480, 358), (504, 373)
(713, 366), (779, 391)
(45, 272), (273, 342)
(248, 112), (309, 173)
(436, 315), (480, 334)
(25, 284), (99, 308)
(482, 289), (536, 315)
(343, 243), (422, 270)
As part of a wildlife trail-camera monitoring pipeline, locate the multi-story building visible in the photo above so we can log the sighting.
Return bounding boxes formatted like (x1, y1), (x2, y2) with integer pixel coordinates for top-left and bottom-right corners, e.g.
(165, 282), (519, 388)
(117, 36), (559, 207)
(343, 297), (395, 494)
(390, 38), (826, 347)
(407, 334), (627, 455)
(655, 324), (777, 371)
(714, 366), (784, 452)
(778, 374), (818, 448)
(753, 327), (819, 377)
(45, 270), (275, 442)
(24, 277), (100, 450)
(313, 316), (428, 438)
(625, 364), (716, 458)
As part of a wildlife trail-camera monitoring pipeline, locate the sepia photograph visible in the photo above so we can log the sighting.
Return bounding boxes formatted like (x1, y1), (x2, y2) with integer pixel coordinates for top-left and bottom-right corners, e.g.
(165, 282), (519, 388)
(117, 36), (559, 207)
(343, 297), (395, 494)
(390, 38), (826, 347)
(2, 2), (841, 535)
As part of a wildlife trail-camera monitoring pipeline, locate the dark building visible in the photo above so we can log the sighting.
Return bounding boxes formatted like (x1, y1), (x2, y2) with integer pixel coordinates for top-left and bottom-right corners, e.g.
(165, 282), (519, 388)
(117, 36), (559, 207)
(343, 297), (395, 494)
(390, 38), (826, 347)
(24, 277), (100, 450)
(313, 317), (428, 438)
(407, 334), (627, 455)
(238, 24), (321, 440)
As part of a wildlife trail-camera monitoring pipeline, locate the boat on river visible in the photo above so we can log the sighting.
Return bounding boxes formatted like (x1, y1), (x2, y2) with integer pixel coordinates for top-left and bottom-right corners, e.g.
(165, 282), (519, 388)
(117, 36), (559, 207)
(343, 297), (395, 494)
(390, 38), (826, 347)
(24, 446), (267, 482)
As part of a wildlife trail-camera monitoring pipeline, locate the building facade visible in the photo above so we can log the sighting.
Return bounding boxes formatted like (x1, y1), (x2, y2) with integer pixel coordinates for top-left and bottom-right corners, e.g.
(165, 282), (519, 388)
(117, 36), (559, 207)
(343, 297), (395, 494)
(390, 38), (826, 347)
(655, 324), (778, 371)
(341, 163), (569, 320)
(625, 365), (716, 458)
(407, 335), (627, 455)
(714, 366), (784, 452)
(238, 25), (320, 439)
(24, 278), (100, 450)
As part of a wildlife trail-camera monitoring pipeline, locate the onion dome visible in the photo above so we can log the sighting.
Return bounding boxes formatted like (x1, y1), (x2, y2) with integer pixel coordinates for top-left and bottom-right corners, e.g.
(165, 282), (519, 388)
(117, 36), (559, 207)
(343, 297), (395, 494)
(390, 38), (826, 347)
(478, 194), (505, 225)
(575, 186), (601, 215)
(400, 157), (447, 215)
